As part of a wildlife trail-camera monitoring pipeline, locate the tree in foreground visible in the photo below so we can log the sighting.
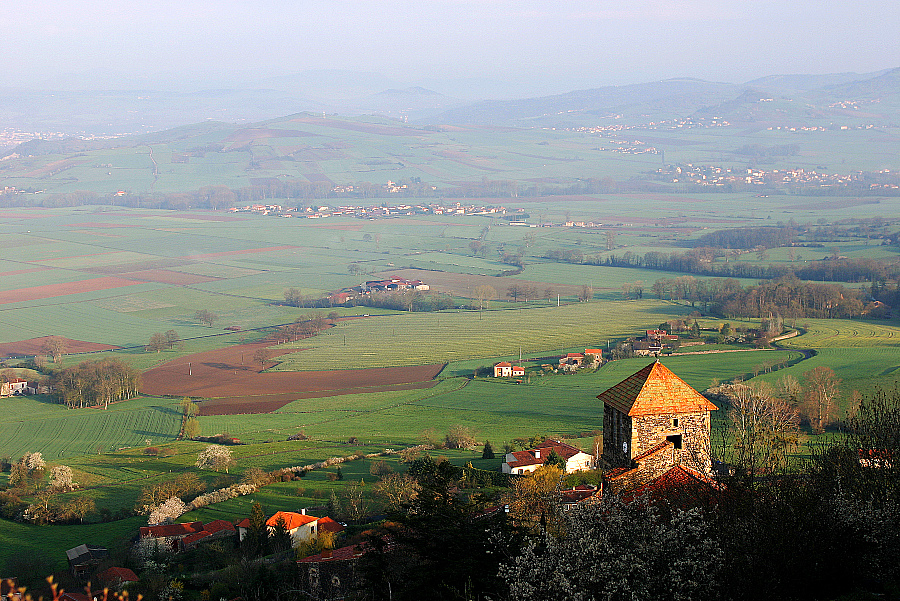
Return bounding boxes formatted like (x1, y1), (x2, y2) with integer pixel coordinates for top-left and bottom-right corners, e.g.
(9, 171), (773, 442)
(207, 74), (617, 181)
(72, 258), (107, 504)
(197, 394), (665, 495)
(196, 444), (235, 473)
(502, 498), (722, 601)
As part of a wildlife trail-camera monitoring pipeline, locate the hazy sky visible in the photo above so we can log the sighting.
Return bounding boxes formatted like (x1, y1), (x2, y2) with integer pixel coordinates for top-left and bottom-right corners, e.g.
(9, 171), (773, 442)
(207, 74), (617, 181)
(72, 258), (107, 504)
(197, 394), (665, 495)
(3, 0), (898, 96)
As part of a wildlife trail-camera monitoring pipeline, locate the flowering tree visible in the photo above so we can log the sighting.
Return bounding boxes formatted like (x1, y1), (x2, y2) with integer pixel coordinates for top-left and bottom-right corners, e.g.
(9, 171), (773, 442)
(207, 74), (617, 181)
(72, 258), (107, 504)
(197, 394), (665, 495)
(196, 444), (235, 473)
(148, 496), (188, 525)
(49, 465), (76, 491)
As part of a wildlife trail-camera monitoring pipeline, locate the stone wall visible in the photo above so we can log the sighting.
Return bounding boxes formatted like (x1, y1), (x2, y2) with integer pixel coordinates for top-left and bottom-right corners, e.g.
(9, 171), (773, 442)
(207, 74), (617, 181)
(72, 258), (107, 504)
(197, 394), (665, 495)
(633, 411), (711, 474)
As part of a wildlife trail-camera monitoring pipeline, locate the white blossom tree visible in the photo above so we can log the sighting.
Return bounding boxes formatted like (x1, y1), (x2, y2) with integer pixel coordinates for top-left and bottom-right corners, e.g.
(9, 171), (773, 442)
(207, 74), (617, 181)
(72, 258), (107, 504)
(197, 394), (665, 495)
(23, 452), (45, 471)
(148, 496), (188, 525)
(195, 444), (235, 473)
(49, 465), (76, 491)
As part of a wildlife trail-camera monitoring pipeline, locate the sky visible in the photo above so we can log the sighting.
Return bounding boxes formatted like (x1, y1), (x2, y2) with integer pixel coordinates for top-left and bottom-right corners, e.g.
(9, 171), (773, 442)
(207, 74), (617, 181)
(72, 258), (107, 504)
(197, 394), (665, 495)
(3, 0), (898, 98)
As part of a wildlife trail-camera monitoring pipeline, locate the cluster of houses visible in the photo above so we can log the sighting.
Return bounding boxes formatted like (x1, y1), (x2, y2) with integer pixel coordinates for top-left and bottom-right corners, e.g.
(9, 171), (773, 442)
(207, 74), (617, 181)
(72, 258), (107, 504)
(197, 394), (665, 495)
(493, 348), (603, 378)
(329, 277), (430, 304)
(631, 329), (679, 356)
(54, 361), (721, 601)
(503, 360), (720, 502)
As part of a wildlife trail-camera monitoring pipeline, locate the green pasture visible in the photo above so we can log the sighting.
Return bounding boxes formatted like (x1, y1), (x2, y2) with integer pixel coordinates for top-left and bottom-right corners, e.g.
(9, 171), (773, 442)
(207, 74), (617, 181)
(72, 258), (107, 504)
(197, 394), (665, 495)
(779, 318), (900, 348)
(0, 395), (182, 459)
(269, 299), (686, 371)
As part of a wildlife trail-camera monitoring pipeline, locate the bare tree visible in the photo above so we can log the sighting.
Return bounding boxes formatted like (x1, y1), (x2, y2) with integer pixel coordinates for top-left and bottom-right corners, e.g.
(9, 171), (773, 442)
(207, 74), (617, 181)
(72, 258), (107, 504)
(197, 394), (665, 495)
(721, 381), (800, 475)
(578, 285), (594, 302)
(42, 336), (67, 363)
(253, 347), (274, 370)
(146, 332), (167, 353)
(374, 473), (420, 512)
(802, 366), (841, 433)
(473, 284), (496, 311)
(194, 309), (218, 327)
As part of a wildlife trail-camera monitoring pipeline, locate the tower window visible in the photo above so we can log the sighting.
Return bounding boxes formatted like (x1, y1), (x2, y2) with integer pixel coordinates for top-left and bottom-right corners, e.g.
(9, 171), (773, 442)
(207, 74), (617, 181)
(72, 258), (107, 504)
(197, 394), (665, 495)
(666, 434), (683, 450)
(673, 418), (679, 428)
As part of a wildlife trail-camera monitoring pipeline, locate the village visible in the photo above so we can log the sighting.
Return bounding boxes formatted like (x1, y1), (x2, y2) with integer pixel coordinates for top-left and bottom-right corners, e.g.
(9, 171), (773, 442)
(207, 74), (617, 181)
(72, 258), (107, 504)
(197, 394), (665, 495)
(39, 360), (726, 601)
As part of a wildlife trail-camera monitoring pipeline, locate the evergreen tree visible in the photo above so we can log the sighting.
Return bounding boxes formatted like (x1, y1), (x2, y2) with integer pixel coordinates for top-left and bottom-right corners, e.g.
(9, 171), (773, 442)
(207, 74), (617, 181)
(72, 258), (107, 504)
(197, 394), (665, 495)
(482, 440), (496, 460)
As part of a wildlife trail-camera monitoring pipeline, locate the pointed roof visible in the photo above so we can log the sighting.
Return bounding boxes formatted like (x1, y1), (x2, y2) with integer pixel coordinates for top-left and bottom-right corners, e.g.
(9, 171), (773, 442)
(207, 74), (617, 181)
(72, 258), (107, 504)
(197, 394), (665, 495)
(597, 361), (717, 417)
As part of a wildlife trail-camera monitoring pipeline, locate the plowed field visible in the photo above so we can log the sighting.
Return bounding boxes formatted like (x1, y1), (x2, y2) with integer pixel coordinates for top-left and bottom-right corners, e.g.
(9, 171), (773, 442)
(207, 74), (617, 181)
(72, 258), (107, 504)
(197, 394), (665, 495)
(141, 342), (444, 414)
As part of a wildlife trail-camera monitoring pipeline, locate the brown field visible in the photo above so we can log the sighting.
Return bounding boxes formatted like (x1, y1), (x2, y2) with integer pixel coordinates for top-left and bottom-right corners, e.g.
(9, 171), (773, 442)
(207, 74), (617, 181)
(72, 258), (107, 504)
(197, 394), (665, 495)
(0, 277), (143, 304)
(377, 268), (593, 295)
(0, 267), (49, 277)
(196, 380), (440, 415)
(0, 336), (120, 358)
(120, 269), (221, 285)
(81, 258), (197, 275)
(141, 342), (444, 414)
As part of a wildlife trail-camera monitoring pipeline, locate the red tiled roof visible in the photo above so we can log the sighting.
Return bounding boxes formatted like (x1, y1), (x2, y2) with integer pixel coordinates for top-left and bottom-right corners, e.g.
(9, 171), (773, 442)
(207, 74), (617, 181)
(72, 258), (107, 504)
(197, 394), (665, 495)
(632, 440), (673, 463)
(506, 440), (585, 468)
(624, 464), (721, 503)
(204, 519), (235, 534)
(140, 521), (204, 538)
(316, 516), (344, 534)
(298, 544), (364, 563)
(181, 531), (211, 546)
(495, 361), (512, 367)
(98, 567), (139, 586)
(565, 353), (584, 358)
(266, 511), (317, 530)
(235, 518), (251, 528)
(559, 485), (601, 504)
(597, 361), (718, 417)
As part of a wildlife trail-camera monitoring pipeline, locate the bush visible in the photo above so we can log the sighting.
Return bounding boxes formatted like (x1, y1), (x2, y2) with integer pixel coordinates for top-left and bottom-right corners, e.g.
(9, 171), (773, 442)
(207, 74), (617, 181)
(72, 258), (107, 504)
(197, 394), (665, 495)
(144, 447), (160, 456)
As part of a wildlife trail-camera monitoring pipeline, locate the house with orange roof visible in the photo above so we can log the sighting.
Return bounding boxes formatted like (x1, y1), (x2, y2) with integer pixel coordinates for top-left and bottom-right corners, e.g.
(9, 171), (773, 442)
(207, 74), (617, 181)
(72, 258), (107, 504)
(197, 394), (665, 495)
(266, 510), (344, 548)
(597, 361), (717, 478)
(493, 361), (512, 377)
(502, 439), (594, 475)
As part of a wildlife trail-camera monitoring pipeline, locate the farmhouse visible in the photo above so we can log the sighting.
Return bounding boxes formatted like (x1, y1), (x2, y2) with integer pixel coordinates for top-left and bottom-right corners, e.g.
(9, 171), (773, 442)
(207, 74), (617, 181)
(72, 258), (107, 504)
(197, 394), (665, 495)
(598, 361), (718, 489)
(364, 277), (429, 292)
(263, 510), (345, 548)
(493, 362), (525, 377)
(139, 521), (205, 552)
(502, 439), (594, 475)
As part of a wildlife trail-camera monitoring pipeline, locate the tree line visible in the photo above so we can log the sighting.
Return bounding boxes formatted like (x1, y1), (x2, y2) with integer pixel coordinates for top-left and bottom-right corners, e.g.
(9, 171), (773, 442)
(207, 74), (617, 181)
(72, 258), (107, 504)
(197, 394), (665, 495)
(546, 246), (900, 284)
(49, 358), (141, 409)
(647, 274), (869, 320)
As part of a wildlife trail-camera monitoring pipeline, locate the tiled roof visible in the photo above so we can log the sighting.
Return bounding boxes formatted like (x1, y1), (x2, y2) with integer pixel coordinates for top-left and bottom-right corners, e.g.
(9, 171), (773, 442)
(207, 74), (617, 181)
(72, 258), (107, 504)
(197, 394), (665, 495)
(98, 567), (139, 586)
(495, 361), (512, 367)
(316, 516), (345, 533)
(266, 511), (318, 530)
(559, 485), (601, 504)
(624, 464), (721, 503)
(597, 361), (718, 417)
(298, 544), (364, 563)
(234, 518), (251, 528)
(506, 440), (585, 468)
(204, 519), (236, 534)
(140, 521), (204, 538)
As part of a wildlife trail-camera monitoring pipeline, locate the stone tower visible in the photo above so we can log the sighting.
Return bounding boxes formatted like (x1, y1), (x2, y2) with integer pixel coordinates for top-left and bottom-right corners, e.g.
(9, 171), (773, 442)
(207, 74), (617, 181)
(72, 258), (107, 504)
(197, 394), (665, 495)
(598, 360), (718, 475)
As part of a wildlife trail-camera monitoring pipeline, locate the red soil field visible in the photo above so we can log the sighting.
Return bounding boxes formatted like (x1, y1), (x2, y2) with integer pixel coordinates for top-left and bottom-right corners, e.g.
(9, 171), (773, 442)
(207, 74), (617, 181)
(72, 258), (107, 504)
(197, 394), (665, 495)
(0, 276), (143, 304)
(120, 269), (220, 286)
(0, 336), (120, 358)
(141, 342), (444, 415)
(0, 267), (49, 277)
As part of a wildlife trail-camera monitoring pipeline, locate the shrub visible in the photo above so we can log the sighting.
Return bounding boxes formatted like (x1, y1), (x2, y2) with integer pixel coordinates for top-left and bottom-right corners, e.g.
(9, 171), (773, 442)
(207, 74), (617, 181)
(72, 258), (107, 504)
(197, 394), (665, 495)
(144, 447), (160, 456)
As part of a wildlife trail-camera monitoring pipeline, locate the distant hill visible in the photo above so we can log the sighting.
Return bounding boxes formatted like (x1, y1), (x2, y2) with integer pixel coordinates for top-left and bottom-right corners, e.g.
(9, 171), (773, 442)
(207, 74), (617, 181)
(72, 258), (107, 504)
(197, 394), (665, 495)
(744, 70), (891, 94)
(423, 78), (745, 127)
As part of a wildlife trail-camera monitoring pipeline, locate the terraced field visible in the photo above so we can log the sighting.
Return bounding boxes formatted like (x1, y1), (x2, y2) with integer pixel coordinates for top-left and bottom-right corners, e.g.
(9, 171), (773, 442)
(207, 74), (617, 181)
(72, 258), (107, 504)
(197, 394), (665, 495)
(779, 319), (900, 348)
